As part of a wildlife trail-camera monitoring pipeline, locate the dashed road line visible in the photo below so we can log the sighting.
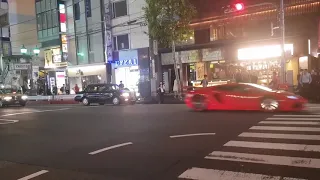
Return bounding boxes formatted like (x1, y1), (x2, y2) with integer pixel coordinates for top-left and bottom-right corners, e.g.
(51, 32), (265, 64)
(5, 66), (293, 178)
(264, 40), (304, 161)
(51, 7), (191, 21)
(170, 133), (216, 138)
(89, 142), (133, 155)
(17, 170), (49, 180)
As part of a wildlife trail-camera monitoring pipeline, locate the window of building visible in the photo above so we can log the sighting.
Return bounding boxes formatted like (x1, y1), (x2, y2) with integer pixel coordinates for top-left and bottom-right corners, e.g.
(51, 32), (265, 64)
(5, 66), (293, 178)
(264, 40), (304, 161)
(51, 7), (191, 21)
(51, 0), (56, 9)
(74, 2), (80, 20)
(45, 0), (50, 11)
(41, 0), (46, 11)
(112, 0), (127, 18)
(76, 35), (89, 64)
(113, 34), (129, 51)
(46, 11), (52, 28)
(1, 27), (9, 37)
(42, 13), (47, 29)
(52, 9), (58, 27)
(36, 1), (41, 14)
(2, 41), (10, 56)
(37, 14), (42, 30)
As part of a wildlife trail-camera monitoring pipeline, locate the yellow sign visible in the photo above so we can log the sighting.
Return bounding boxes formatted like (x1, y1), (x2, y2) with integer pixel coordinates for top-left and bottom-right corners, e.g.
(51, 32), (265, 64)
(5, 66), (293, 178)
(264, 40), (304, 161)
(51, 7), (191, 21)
(44, 49), (53, 68)
(196, 62), (205, 80)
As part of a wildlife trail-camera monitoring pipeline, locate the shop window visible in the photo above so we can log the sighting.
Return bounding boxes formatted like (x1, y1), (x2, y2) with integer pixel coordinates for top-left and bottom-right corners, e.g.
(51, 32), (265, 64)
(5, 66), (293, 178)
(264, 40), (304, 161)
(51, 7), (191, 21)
(37, 14), (42, 30)
(113, 34), (129, 51)
(74, 2), (80, 20)
(112, 0), (127, 18)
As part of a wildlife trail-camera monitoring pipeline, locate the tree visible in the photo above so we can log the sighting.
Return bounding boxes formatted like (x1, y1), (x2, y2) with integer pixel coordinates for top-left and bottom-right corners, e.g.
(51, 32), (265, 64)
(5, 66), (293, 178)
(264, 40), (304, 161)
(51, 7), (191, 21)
(144, 0), (196, 97)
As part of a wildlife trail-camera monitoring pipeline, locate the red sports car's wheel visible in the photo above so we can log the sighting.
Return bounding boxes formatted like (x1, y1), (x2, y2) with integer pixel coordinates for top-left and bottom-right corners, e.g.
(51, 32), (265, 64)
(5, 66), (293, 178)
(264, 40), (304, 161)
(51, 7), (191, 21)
(192, 95), (207, 111)
(260, 98), (279, 112)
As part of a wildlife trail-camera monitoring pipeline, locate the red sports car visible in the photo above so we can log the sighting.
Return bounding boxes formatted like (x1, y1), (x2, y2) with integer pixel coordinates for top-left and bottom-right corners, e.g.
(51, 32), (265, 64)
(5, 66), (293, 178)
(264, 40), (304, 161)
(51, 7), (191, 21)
(185, 83), (307, 112)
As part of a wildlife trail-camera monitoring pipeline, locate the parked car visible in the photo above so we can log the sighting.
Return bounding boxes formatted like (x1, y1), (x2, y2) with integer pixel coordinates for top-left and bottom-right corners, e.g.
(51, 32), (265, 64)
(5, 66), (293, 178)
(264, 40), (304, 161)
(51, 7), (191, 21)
(74, 83), (136, 106)
(0, 88), (28, 107)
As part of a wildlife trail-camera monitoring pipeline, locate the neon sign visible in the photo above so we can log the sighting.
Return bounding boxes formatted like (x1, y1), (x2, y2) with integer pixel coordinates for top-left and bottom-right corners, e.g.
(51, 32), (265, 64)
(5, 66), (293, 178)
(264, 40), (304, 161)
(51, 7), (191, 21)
(59, 4), (66, 32)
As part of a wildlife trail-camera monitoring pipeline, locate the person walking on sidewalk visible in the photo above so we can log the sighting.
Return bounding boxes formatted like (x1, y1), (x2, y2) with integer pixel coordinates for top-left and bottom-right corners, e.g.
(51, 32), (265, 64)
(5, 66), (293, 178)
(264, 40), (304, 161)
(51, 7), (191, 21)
(157, 82), (165, 104)
(74, 84), (80, 94)
(200, 75), (209, 87)
(300, 69), (312, 99)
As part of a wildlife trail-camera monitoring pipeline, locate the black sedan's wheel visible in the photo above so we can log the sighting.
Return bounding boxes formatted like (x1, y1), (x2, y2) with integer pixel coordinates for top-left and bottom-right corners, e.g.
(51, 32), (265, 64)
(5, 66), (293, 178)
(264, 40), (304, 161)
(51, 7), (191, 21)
(260, 98), (279, 112)
(112, 97), (120, 105)
(82, 98), (90, 106)
(192, 95), (207, 111)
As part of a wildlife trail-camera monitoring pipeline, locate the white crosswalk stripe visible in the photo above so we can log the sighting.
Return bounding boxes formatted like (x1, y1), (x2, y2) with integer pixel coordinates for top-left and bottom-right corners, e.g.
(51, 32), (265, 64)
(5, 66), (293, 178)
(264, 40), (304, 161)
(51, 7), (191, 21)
(179, 114), (320, 180)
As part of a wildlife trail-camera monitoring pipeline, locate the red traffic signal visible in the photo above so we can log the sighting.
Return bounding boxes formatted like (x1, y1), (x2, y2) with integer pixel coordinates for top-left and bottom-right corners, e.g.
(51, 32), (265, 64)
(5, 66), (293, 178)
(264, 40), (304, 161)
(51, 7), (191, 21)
(235, 3), (244, 11)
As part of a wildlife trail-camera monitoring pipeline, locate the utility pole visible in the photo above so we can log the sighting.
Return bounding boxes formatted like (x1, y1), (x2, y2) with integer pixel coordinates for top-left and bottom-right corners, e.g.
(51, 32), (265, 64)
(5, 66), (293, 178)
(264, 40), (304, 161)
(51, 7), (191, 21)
(279, 0), (286, 83)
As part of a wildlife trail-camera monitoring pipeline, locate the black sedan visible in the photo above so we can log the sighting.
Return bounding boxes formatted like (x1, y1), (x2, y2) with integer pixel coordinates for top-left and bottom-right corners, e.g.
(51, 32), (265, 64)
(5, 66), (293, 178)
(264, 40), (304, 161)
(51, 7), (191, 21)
(74, 84), (136, 106)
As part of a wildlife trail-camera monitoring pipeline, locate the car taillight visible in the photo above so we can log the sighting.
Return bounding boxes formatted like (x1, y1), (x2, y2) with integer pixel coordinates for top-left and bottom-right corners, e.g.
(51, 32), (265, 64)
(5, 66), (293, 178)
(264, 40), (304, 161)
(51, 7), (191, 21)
(185, 94), (193, 98)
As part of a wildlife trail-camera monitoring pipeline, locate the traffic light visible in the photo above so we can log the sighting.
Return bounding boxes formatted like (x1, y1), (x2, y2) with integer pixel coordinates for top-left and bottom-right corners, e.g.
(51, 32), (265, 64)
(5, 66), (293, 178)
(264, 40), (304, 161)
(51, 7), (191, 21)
(223, 2), (245, 13)
(234, 3), (244, 11)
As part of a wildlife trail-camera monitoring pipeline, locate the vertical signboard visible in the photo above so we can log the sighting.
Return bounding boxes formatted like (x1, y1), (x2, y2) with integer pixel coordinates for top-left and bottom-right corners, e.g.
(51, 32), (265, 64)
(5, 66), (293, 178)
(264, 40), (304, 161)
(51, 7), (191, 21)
(104, 0), (113, 62)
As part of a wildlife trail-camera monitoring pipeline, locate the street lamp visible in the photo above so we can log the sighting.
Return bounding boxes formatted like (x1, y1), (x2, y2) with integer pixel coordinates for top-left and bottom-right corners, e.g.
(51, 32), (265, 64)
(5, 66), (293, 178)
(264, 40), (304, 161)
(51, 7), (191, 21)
(33, 46), (40, 55)
(20, 45), (27, 54)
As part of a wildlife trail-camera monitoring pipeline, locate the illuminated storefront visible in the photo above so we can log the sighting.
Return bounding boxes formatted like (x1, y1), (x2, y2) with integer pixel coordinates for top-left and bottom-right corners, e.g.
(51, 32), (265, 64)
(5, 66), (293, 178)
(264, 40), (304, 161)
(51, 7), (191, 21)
(67, 64), (107, 93)
(113, 50), (140, 92)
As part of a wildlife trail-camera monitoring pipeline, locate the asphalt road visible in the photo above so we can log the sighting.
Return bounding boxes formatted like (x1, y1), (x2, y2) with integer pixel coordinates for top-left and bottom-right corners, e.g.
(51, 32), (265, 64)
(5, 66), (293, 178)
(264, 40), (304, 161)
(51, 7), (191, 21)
(0, 104), (320, 180)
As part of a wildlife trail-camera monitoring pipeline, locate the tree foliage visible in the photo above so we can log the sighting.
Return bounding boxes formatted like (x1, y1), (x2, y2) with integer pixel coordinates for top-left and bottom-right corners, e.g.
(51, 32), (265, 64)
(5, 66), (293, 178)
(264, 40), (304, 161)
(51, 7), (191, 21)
(143, 0), (196, 47)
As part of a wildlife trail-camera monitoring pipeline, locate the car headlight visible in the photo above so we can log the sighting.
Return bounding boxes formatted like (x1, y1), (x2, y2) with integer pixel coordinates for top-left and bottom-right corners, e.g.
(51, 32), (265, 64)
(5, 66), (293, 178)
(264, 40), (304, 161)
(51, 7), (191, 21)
(136, 92), (140, 97)
(121, 92), (130, 97)
(3, 96), (12, 101)
(287, 95), (298, 100)
(21, 95), (28, 100)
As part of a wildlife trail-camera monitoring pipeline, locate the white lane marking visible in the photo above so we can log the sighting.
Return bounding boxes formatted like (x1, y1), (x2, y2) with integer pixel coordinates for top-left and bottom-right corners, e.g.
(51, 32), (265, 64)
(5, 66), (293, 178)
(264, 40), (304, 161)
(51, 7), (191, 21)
(267, 117), (320, 121)
(250, 126), (320, 132)
(224, 141), (320, 152)
(18, 170), (49, 180)
(178, 167), (306, 180)
(239, 132), (320, 140)
(1, 108), (70, 117)
(205, 151), (320, 169)
(260, 121), (320, 125)
(0, 119), (19, 124)
(274, 115), (320, 117)
(89, 142), (133, 155)
(170, 133), (216, 138)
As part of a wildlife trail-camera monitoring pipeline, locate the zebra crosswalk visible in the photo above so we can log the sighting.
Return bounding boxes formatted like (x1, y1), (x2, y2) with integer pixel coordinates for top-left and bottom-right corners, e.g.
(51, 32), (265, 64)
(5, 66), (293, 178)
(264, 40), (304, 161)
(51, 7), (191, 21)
(178, 114), (320, 180)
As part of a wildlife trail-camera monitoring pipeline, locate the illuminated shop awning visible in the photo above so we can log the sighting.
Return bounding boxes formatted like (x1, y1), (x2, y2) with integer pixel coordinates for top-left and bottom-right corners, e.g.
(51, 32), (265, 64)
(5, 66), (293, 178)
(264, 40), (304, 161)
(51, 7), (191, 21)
(238, 44), (293, 60)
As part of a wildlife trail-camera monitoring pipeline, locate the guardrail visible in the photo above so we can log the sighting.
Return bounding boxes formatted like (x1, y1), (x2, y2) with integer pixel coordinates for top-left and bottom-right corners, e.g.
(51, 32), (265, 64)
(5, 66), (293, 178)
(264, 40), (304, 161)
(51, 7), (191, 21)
(28, 95), (77, 101)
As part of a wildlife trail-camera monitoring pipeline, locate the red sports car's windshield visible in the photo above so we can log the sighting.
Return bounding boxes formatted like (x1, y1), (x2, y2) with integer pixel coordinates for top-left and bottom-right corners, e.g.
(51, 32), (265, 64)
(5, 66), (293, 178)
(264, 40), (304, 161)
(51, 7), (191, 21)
(245, 83), (274, 92)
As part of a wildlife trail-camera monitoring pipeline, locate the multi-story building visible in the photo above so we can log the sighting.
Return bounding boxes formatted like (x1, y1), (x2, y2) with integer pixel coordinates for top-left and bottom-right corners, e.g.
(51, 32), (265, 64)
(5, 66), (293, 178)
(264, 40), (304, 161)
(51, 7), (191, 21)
(32, 0), (151, 95)
(1, 0), (40, 89)
(158, 0), (320, 92)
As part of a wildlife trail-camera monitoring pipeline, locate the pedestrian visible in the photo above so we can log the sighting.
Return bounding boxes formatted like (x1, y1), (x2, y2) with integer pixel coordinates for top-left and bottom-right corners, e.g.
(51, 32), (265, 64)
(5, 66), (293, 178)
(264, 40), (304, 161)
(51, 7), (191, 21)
(119, 81), (124, 89)
(157, 82), (165, 104)
(300, 69), (312, 99)
(269, 71), (279, 90)
(173, 79), (178, 98)
(74, 84), (80, 94)
(200, 75), (209, 87)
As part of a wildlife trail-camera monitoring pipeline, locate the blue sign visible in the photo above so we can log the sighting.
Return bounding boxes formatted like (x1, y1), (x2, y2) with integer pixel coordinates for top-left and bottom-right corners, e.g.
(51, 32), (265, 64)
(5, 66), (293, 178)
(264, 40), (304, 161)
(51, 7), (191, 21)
(115, 50), (138, 66)
(115, 58), (138, 66)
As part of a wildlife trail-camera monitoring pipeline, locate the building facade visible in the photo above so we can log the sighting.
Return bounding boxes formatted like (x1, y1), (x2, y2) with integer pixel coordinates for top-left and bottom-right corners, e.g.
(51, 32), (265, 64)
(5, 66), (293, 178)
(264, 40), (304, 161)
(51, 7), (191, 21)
(33, 0), (150, 95)
(158, 0), (320, 92)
